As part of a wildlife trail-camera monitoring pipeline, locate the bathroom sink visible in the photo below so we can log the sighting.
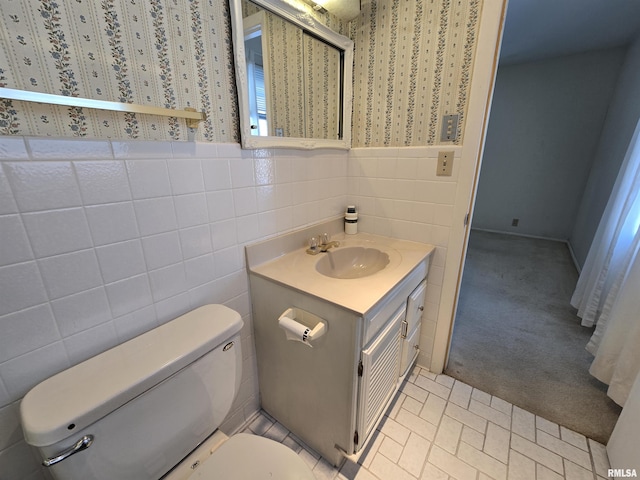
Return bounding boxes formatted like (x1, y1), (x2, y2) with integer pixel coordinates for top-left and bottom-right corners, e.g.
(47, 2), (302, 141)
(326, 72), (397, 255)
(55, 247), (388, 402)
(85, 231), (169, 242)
(315, 247), (390, 279)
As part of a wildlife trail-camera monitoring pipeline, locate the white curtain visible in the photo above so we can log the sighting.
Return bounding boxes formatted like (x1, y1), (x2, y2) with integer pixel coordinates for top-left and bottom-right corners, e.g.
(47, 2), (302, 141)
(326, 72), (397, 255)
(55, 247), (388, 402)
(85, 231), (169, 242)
(571, 118), (640, 406)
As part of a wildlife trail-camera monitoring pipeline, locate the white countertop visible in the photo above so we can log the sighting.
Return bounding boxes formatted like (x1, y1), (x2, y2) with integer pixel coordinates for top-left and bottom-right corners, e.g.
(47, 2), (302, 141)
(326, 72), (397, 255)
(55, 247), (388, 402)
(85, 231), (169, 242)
(249, 232), (434, 315)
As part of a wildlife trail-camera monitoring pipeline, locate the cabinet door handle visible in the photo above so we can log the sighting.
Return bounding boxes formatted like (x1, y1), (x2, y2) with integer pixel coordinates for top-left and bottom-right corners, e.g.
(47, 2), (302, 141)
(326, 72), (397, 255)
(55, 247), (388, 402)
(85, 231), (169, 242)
(401, 320), (408, 338)
(418, 305), (424, 312)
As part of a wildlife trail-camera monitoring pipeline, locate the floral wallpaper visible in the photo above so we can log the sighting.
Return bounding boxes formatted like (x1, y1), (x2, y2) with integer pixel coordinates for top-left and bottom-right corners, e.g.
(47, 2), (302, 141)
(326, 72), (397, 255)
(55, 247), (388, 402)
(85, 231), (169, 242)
(264, 9), (305, 138)
(0, 0), (239, 142)
(304, 34), (341, 140)
(350, 0), (482, 147)
(0, 0), (482, 146)
(241, 0), (342, 140)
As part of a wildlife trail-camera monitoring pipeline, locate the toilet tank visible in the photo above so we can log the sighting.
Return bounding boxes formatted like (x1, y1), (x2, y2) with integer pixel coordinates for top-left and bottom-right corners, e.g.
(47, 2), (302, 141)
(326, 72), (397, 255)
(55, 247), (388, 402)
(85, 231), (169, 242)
(20, 304), (243, 480)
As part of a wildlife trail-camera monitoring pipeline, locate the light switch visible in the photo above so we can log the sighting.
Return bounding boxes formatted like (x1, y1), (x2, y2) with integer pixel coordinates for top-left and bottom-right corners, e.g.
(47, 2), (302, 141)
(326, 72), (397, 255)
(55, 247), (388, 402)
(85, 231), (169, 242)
(437, 151), (454, 176)
(440, 114), (459, 142)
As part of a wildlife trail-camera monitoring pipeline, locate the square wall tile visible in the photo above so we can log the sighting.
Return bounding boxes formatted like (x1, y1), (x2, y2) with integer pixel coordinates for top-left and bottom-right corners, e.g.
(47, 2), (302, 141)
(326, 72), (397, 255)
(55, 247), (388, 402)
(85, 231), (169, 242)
(0, 215), (33, 266)
(105, 274), (153, 318)
(63, 322), (119, 365)
(3, 162), (82, 212)
(0, 168), (19, 215)
(0, 378), (9, 407)
(126, 160), (172, 199)
(214, 246), (241, 277)
(148, 263), (187, 302)
(230, 157), (255, 188)
(23, 208), (92, 258)
(179, 224), (213, 260)
(95, 239), (146, 284)
(184, 254), (216, 289)
(113, 305), (157, 343)
(0, 440), (43, 480)
(202, 158), (232, 191)
(254, 157), (275, 186)
(133, 197), (178, 236)
(174, 193), (208, 228)
(206, 190), (235, 222)
(0, 403), (23, 451)
(85, 202), (140, 246)
(167, 159), (204, 195)
(38, 249), (103, 300)
(51, 287), (111, 337)
(0, 341), (70, 401)
(74, 161), (131, 205)
(0, 304), (60, 363)
(209, 220), (237, 251)
(154, 292), (192, 325)
(142, 231), (183, 270)
(233, 187), (257, 217)
(0, 261), (48, 317)
(256, 185), (276, 212)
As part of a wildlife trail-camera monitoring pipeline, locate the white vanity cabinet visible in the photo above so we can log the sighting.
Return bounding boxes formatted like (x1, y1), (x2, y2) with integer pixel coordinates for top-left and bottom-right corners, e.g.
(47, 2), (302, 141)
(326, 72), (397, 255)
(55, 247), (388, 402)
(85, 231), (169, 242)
(246, 224), (433, 467)
(248, 258), (430, 466)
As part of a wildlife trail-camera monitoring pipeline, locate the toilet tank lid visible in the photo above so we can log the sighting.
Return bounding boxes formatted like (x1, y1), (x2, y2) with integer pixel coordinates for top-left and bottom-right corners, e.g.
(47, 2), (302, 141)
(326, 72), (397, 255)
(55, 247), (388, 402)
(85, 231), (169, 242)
(20, 304), (243, 447)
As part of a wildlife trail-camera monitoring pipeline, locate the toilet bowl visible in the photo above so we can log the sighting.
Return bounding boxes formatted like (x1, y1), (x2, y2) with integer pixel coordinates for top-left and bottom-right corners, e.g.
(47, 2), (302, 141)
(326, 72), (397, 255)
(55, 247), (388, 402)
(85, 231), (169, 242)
(20, 304), (315, 480)
(165, 432), (314, 480)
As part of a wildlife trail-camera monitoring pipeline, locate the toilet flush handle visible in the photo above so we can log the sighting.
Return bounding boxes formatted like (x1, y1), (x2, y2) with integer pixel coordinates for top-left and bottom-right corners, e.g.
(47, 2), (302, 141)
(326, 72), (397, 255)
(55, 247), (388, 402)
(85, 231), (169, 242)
(43, 434), (94, 467)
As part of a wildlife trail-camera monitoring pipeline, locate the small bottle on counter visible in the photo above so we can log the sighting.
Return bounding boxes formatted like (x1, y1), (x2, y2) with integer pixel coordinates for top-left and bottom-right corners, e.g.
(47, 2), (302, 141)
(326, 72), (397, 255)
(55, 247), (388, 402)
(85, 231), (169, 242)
(345, 205), (358, 234)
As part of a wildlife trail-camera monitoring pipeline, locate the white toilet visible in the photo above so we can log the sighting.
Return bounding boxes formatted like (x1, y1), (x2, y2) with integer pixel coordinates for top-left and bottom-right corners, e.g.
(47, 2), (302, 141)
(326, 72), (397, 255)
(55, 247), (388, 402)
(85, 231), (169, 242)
(20, 304), (316, 480)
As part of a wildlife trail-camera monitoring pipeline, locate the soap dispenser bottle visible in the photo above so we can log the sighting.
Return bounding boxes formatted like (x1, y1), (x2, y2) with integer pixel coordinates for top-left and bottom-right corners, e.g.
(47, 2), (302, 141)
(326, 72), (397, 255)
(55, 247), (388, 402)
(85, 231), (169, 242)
(345, 205), (358, 234)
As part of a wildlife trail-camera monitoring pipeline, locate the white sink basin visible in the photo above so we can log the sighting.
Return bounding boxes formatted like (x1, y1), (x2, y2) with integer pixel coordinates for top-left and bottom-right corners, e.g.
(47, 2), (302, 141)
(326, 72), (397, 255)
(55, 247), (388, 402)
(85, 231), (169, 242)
(316, 247), (390, 279)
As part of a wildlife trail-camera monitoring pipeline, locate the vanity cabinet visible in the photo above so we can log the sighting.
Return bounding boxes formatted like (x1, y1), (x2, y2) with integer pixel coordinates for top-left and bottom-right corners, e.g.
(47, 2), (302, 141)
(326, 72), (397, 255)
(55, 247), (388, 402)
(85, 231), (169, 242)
(246, 222), (434, 467)
(248, 257), (430, 466)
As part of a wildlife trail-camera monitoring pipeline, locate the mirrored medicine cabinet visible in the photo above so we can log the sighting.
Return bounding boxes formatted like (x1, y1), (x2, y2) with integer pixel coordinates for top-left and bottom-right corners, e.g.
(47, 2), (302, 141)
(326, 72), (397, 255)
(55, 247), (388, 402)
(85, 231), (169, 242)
(229, 0), (354, 149)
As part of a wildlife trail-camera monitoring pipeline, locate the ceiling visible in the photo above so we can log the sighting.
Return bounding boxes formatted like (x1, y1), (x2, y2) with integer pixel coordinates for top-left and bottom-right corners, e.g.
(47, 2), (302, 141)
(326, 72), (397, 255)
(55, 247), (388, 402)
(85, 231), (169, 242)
(499, 0), (640, 65)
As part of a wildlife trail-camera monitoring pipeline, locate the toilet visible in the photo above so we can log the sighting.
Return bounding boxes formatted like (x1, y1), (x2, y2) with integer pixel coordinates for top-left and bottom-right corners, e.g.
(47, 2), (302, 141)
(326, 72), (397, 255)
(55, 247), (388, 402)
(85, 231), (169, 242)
(20, 304), (315, 480)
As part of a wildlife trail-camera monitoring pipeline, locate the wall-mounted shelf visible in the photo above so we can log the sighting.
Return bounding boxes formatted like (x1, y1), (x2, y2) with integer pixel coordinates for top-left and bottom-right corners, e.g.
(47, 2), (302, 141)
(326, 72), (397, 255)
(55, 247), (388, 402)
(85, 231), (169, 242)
(0, 87), (206, 129)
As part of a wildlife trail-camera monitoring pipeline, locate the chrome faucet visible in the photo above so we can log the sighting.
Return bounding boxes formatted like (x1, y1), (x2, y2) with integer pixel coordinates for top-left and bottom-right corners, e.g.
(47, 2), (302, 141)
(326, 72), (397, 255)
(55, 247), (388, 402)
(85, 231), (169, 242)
(306, 233), (340, 255)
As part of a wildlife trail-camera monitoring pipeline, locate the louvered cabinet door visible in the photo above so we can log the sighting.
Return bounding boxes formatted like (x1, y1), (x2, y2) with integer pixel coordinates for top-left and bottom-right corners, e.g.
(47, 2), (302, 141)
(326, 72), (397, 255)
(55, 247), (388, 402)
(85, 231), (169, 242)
(355, 306), (404, 451)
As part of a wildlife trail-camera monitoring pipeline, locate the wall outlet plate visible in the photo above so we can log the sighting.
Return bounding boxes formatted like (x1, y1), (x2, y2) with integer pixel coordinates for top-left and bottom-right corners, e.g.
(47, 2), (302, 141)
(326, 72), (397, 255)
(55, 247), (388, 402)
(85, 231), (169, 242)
(437, 151), (454, 176)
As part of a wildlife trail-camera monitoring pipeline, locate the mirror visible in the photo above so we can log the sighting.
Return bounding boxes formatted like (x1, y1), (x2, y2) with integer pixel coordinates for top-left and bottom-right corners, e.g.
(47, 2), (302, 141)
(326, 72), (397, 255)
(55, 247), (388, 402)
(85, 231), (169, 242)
(229, 0), (353, 149)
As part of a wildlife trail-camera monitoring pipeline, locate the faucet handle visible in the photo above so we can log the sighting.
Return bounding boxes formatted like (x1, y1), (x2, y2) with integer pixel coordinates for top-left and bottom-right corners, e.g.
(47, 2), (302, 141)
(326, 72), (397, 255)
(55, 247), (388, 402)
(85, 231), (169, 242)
(321, 233), (330, 244)
(306, 237), (320, 255)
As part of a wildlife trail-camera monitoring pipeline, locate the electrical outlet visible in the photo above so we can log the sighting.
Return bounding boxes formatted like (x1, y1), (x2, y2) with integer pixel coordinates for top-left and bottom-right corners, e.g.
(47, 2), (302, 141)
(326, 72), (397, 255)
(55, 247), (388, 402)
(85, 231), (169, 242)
(437, 151), (454, 176)
(512, 218), (519, 227)
(440, 114), (459, 142)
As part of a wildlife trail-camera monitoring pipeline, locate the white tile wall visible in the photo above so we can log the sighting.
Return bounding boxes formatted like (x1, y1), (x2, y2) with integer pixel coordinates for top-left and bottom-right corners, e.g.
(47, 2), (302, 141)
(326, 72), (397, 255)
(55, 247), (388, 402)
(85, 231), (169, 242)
(0, 138), (559, 480)
(0, 137), (348, 479)
(348, 146), (463, 368)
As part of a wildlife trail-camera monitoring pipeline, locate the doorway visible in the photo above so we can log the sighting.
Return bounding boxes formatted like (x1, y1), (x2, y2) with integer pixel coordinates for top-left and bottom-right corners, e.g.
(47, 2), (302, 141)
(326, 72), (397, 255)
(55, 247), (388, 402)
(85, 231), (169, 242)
(445, 0), (640, 442)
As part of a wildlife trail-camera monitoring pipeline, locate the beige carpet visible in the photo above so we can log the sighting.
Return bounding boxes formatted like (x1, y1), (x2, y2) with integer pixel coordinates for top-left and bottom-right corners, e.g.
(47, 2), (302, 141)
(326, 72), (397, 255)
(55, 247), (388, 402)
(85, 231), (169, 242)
(445, 230), (621, 444)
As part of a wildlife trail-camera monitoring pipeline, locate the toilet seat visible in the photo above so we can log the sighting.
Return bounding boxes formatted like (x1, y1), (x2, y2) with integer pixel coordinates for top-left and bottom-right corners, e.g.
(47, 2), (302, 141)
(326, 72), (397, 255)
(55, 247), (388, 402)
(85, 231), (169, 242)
(189, 433), (316, 479)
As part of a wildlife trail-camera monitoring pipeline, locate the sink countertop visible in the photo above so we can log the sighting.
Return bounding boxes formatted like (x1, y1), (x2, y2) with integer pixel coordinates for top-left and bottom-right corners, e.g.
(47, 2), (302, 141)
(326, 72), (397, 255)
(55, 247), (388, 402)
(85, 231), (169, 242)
(249, 232), (435, 315)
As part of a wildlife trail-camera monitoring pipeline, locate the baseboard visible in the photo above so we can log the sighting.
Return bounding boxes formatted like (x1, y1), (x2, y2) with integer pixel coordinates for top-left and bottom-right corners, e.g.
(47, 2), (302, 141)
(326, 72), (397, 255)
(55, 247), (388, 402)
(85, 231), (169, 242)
(471, 227), (567, 243)
(566, 240), (582, 274)
(471, 228), (583, 274)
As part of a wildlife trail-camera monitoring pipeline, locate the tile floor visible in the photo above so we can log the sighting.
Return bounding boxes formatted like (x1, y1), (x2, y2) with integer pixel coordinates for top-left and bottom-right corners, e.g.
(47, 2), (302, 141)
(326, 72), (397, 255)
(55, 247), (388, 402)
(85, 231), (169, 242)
(241, 366), (612, 480)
